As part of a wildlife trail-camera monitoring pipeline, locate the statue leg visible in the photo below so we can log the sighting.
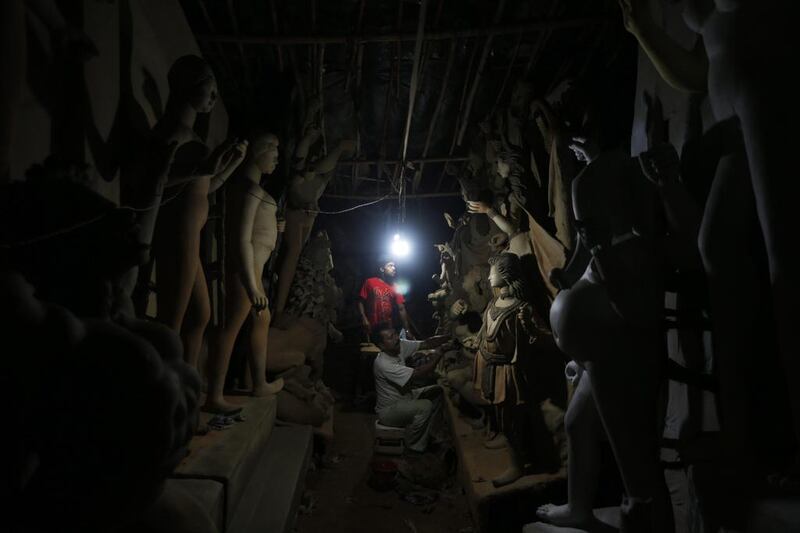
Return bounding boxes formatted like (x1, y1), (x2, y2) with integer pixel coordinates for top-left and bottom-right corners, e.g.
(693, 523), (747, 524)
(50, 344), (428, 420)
(155, 231), (197, 332)
(736, 74), (800, 472)
(584, 331), (672, 532)
(180, 259), (211, 370)
(204, 275), (251, 413)
(273, 209), (307, 321)
(249, 302), (283, 396)
(698, 152), (765, 473)
(536, 372), (602, 528)
(492, 402), (523, 487)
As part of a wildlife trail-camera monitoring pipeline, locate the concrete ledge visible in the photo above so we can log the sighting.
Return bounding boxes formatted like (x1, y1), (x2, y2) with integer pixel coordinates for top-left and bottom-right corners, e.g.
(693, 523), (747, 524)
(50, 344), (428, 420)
(522, 507), (620, 533)
(173, 395), (277, 529)
(443, 392), (566, 532)
(227, 425), (313, 533)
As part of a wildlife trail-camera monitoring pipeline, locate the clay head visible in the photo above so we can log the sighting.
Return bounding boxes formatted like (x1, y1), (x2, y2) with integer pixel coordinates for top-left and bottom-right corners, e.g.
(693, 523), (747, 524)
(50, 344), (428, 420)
(495, 150), (522, 180)
(488, 253), (525, 298)
(167, 55), (218, 113)
(249, 133), (280, 174)
(489, 232), (509, 253)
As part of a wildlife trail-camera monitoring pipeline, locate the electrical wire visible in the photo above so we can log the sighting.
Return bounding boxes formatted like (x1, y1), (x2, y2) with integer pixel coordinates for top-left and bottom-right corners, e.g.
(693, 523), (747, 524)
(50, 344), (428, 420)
(2, 175), (393, 249)
(307, 193), (393, 215)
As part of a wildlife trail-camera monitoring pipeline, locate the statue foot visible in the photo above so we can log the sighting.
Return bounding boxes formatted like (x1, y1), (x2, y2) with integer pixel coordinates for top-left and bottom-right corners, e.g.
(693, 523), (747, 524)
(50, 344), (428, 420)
(201, 399), (243, 416)
(491, 464), (522, 488)
(252, 377), (284, 396)
(535, 503), (595, 528)
(484, 433), (508, 449)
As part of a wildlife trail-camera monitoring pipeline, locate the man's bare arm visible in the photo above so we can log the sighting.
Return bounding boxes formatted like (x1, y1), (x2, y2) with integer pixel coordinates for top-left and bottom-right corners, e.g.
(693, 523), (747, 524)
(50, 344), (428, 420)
(411, 350), (444, 378)
(419, 335), (450, 351)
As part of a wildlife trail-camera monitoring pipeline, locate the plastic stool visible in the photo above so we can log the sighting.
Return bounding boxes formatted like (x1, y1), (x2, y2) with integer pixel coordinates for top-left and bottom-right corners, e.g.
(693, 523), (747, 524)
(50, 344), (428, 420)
(374, 420), (405, 455)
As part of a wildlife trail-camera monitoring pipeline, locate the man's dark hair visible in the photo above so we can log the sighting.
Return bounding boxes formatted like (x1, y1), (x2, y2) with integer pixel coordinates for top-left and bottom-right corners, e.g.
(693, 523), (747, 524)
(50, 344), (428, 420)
(370, 323), (394, 346)
(375, 254), (393, 274)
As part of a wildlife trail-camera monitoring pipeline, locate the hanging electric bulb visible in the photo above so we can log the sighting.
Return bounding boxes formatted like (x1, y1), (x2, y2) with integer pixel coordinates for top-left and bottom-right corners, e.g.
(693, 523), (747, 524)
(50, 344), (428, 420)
(391, 232), (411, 258)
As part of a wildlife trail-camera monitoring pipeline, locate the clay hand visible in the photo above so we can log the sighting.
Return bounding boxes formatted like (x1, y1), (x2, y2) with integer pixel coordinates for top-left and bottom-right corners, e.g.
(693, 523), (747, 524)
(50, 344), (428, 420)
(201, 140), (234, 175)
(517, 305), (534, 326)
(467, 200), (492, 215)
(565, 360), (584, 385)
(638, 143), (680, 186)
(568, 136), (599, 164)
(205, 139), (249, 175)
(617, 0), (651, 35)
(450, 299), (467, 317)
(443, 212), (456, 229)
(249, 289), (268, 314)
(219, 139), (249, 172)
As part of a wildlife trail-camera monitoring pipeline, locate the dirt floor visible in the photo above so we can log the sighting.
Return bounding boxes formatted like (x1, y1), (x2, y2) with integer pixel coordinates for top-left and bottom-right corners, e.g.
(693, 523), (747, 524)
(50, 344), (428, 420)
(294, 402), (475, 533)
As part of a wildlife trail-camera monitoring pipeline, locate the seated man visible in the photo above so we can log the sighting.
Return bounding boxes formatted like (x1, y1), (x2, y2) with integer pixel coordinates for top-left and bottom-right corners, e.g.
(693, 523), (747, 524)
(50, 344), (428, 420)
(372, 324), (451, 453)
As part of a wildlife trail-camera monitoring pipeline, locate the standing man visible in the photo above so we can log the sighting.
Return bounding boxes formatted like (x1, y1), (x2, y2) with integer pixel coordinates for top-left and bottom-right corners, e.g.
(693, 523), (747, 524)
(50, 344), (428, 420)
(372, 325), (451, 453)
(358, 259), (418, 340)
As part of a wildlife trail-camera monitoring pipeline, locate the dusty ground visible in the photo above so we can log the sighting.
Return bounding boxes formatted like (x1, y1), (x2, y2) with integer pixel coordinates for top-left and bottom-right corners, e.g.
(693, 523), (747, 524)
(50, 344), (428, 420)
(294, 403), (475, 533)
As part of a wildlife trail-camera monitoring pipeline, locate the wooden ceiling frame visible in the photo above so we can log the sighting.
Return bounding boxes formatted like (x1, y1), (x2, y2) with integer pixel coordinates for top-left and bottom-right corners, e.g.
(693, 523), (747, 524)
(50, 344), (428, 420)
(188, 2), (611, 198)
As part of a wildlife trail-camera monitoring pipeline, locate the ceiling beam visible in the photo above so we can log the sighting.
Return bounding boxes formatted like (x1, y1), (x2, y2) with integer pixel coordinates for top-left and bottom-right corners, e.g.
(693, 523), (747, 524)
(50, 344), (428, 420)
(337, 155), (469, 166)
(399, 0), (429, 166)
(323, 191), (463, 200)
(455, 0), (507, 147)
(197, 16), (609, 46)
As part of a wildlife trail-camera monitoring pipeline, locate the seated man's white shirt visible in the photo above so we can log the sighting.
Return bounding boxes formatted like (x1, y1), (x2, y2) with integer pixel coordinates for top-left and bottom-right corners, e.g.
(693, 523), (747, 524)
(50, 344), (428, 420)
(374, 339), (423, 412)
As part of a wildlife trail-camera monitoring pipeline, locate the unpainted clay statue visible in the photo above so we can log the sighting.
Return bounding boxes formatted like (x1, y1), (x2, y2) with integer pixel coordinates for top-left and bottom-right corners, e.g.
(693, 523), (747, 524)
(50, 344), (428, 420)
(268, 316), (328, 377)
(272, 127), (355, 325)
(1, 272), (200, 531)
(467, 197), (565, 301)
(473, 253), (560, 488)
(428, 243), (455, 303)
(152, 55), (248, 370)
(203, 132), (285, 414)
(530, 98), (579, 251)
(619, 0), (800, 489)
(275, 364), (335, 427)
(283, 230), (344, 345)
(544, 140), (698, 531)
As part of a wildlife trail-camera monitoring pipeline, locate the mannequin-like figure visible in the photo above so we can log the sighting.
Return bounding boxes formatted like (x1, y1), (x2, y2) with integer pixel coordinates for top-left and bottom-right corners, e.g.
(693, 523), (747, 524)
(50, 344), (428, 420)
(473, 253), (560, 488)
(152, 55), (247, 370)
(618, 0), (800, 487)
(544, 138), (698, 531)
(203, 133), (285, 414)
(272, 129), (355, 326)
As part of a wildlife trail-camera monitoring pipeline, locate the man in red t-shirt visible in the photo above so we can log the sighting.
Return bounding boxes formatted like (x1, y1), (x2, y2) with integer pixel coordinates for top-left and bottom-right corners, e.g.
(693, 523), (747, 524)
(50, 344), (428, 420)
(358, 260), (417, 339)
